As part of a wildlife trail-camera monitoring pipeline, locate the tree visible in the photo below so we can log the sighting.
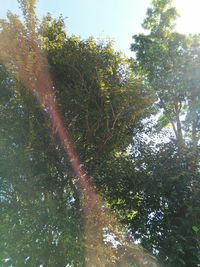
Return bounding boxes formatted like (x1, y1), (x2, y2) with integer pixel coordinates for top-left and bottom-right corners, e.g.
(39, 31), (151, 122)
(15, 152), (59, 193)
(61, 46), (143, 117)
(0, 2), (153, 266)
(38, 15), (151, 163)
(125, 0), (200, 266)
(131, 0), (200, 155)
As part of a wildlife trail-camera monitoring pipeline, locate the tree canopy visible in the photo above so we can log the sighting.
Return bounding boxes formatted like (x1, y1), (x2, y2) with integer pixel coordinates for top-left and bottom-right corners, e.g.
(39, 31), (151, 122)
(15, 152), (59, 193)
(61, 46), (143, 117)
(0, 0), (199, 266)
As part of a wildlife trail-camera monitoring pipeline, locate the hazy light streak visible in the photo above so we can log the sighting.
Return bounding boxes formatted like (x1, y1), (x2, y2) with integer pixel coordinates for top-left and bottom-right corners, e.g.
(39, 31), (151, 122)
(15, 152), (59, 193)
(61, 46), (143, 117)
(0, 9), (159, 266)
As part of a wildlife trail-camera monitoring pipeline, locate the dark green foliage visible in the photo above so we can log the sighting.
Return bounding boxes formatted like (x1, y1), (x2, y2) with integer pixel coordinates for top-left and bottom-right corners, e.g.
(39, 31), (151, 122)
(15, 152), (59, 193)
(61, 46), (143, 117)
(0, 66), (85, 266)
(0, 0), (200, 266)
(0, 6), (150, 267)
(124, 0), (200, 265)
(39, 15), (150, 164)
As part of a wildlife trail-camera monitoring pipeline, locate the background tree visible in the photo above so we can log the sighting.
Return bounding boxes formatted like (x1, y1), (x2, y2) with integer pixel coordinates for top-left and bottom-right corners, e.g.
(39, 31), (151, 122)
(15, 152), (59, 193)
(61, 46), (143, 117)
(123, 0), (200, 266)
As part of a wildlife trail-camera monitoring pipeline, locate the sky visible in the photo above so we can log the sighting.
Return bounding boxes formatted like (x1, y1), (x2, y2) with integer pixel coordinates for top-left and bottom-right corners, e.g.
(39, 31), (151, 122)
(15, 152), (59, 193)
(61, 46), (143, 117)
(1, 0), (200, 56)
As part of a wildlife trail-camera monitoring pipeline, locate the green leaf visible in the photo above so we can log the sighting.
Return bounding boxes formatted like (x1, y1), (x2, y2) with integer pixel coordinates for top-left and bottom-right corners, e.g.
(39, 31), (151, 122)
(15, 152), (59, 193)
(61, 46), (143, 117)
(192, 226), (199, 233)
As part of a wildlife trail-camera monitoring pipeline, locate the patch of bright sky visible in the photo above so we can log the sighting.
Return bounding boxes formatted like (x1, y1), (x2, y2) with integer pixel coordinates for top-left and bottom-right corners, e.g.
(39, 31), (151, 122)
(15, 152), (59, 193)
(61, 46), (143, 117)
(0, 0), (200, 56)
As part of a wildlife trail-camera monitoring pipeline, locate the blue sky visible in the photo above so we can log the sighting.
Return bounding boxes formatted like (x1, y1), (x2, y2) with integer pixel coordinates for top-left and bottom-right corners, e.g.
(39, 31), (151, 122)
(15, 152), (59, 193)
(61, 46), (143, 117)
(1, 0), (200, 56)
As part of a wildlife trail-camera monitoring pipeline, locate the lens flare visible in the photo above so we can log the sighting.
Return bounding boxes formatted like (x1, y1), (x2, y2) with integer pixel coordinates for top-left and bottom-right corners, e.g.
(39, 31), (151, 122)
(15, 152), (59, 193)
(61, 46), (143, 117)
(0, 7), (159, 267)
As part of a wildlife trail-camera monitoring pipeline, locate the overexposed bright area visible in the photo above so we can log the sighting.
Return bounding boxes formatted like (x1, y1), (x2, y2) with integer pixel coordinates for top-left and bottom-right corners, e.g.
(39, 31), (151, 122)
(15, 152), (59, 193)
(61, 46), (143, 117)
(175, 0), (200, 34)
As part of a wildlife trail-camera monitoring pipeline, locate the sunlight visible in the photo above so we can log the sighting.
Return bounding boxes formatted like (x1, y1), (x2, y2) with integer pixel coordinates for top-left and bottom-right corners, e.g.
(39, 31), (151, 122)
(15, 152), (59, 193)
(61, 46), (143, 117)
(1, 1), (199, 266)
(175, 0), (200, 34)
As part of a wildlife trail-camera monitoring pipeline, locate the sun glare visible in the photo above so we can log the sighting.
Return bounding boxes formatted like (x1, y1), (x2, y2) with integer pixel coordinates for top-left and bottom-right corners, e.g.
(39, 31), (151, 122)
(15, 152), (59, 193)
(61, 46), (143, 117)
(175, 0), (200, 34)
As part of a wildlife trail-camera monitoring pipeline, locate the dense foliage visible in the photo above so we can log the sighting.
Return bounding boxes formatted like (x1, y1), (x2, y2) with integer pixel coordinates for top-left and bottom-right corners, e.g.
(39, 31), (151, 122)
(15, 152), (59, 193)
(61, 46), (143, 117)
(129, 0), (200, 266)
(0, 0), (199, 266)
